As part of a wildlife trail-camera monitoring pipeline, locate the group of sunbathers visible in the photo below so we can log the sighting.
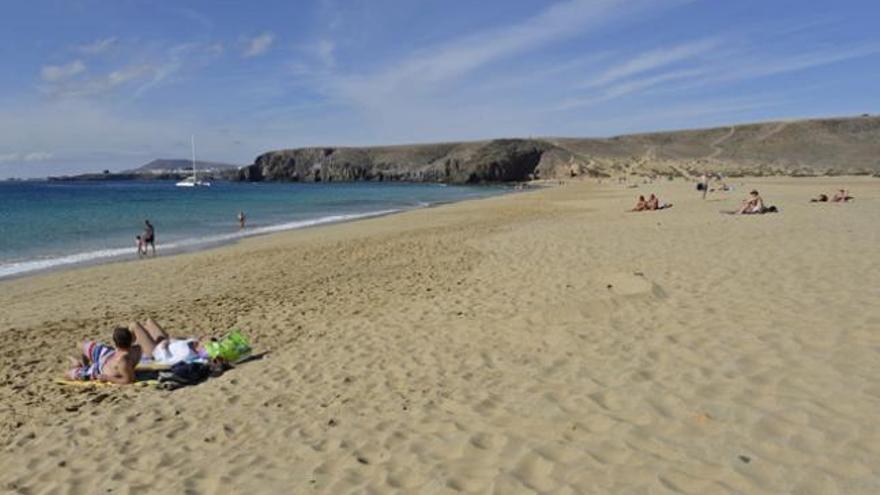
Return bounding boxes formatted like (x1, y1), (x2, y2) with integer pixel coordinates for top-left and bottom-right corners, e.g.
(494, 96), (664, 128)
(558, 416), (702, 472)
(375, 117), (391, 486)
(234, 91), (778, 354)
(727, 188), (852, 213)
(66, 319), (220, 384)
(631, 194), (673, 212)
(811, 189), (854, 203)
(630, 188), (787, 215)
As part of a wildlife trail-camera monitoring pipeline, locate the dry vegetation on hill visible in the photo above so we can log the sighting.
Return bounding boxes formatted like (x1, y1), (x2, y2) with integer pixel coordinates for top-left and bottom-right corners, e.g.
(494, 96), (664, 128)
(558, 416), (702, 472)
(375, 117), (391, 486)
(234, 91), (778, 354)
(238, 115), (880, 183)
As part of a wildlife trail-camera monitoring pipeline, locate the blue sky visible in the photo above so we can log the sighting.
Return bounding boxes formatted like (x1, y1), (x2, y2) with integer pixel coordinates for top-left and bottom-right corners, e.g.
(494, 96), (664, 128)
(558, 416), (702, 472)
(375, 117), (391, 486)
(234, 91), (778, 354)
(1, 0), (878, 178)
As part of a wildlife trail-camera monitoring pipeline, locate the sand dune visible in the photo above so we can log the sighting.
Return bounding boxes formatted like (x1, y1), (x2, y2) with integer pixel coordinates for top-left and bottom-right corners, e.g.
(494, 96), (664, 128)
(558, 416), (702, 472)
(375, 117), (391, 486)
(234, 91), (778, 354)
(1, 177), (878, 494)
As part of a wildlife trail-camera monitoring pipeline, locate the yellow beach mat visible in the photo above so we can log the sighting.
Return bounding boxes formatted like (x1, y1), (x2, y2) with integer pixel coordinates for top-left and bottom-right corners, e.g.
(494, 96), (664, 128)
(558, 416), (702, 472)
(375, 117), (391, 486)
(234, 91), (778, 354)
(54, 378), (158, 388)
(136, 362), (171, 371)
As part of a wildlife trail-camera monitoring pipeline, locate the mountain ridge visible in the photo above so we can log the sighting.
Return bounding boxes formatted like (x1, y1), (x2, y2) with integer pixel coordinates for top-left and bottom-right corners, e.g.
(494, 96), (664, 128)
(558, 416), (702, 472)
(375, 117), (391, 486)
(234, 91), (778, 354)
(238, 115), (880, 183)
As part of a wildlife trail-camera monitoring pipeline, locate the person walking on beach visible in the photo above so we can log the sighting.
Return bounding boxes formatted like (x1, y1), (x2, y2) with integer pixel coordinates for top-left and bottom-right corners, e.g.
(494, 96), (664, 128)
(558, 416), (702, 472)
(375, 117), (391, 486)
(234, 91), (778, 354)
(237, 210), (246, 229)
(699, 173), (710, 200)
(143, 220), (156, 256)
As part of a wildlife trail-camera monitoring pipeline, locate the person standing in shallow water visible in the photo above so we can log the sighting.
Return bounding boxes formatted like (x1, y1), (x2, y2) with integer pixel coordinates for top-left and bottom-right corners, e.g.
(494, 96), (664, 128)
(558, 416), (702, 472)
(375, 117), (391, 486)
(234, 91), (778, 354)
(237, 210), (246, 229)
(143, 220), (155, 256)
(135, 235), (145, 257)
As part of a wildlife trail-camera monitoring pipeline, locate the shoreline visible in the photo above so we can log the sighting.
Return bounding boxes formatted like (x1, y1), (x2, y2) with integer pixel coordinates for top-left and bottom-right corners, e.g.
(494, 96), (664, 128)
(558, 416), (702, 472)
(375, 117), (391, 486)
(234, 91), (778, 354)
(1, 175), (878, 493)
(0, 207), (404, 282)
(0, 184), (517, 282)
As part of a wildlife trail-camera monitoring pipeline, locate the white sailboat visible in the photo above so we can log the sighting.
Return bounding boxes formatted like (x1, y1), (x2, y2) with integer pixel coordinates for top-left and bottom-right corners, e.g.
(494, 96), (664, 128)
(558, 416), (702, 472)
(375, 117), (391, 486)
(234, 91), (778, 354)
(176, 135), (212, 187)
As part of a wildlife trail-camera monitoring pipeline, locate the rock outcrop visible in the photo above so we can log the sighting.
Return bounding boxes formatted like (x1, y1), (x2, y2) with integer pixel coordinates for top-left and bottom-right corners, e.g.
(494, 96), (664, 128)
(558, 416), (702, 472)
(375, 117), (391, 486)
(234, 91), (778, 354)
(238, 115), (880, 183)
(239, 139), (554, 184)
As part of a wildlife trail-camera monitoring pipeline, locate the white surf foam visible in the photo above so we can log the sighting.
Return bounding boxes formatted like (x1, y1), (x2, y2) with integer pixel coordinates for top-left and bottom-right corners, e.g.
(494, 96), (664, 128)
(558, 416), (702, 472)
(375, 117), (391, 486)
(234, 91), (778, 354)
(0, 208), (401, 280)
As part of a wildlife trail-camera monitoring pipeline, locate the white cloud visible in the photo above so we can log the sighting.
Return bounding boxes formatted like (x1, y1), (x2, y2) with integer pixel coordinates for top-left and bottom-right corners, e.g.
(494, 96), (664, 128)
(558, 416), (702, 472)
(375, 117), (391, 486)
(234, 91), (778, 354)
(207, 42), (224, 57)
(76, 37), (118, 55)
(558, 36), (880, 110)
(41, 42), (224, 98)
(0, 151), (54, 163)
(628, 42), (880, 98)
(243, 32), (275, 57)
(311, 39), (335, 68)
(0, 99), (275, 177)
(41, 60), (86, 82)
(560, 67), (708, 109)
(290, 39), (336, 76)
(593, 96), (787, 135)
(24, 151), (54, 161)
(0, 101), (189, 171)
(109, 64), (154, 86)
(46, 63), (155, 97)
(327, 0), (688, 107)
(133, 42), (224, 96)
(715, 43), (880, 84)
(167, 6), (214, 31)
(581, 37), (718, 89)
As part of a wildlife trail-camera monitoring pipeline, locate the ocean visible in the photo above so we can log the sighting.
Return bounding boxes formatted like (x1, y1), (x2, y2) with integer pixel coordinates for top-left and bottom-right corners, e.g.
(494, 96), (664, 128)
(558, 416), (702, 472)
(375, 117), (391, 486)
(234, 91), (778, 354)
(0, 180), (507, 279)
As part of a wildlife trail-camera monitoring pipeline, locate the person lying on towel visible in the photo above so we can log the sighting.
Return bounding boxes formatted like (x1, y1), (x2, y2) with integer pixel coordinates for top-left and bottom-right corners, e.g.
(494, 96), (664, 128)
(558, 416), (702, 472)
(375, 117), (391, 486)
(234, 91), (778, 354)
(66, 327), (142, 384)
(832, 189), (854, 203)
(129, 318), (215, 365)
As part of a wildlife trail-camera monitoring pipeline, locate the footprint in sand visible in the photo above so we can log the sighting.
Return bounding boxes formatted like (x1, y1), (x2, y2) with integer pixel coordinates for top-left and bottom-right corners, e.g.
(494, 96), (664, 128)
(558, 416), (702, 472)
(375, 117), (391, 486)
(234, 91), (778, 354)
(604, 272), (667, 299)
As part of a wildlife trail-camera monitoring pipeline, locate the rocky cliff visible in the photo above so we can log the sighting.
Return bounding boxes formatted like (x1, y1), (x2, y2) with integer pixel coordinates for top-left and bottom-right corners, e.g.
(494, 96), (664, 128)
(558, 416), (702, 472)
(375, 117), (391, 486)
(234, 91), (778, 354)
(237, 115), (880, 183)
(239, 139), (555, 184)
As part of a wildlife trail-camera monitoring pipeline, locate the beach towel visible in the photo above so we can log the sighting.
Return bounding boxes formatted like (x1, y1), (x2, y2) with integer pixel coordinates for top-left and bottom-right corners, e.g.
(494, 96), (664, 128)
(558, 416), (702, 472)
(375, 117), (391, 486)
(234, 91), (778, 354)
(136, 360), (173, 371)
(54, 378), (157, 388)
(721, 206), (779, 215)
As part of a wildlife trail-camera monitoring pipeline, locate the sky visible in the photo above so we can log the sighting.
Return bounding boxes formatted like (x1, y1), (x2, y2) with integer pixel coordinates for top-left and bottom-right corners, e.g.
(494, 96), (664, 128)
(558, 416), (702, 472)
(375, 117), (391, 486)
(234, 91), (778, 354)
(0, 0), (878, 178)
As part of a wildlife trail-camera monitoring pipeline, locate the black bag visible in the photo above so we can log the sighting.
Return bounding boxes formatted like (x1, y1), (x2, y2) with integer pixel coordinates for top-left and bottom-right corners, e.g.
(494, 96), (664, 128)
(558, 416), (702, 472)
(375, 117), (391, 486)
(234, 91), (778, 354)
(157, 362), (211, 390)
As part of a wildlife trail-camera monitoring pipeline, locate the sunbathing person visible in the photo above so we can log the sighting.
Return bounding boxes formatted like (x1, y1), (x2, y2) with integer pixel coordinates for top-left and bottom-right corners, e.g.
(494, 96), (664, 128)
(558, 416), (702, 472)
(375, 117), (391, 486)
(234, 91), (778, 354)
(646, 194), (673, 210)
(736, 190), (765, 214)
(129, 318), (213, 365)
(66, 327), (142, 383)
(810, 193), (829, 203)
(832, 189), (854, 202)
(631, 195), (648, 211)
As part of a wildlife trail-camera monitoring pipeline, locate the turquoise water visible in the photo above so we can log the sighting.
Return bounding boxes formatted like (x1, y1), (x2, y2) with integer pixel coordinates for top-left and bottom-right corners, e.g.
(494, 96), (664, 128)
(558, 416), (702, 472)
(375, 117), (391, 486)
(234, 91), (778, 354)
(0, 181), (506, 279)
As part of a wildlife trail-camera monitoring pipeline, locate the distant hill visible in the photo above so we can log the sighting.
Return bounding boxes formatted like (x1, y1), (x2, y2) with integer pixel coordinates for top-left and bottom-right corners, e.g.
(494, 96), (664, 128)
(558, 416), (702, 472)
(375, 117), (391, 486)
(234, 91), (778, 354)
(48, 159), (241, 182)
(127, 159), (241, 174)
(237, 115), (880, 184)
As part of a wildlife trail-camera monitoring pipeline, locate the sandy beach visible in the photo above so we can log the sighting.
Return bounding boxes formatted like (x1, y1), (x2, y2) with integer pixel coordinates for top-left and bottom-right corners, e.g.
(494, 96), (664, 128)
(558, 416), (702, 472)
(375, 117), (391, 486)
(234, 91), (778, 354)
(1, 176), (878, 494)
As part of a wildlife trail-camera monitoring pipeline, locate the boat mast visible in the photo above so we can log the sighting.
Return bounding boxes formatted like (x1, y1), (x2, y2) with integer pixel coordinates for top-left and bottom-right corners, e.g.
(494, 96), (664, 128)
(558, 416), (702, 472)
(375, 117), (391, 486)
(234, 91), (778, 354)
(191, 134), (196, 182)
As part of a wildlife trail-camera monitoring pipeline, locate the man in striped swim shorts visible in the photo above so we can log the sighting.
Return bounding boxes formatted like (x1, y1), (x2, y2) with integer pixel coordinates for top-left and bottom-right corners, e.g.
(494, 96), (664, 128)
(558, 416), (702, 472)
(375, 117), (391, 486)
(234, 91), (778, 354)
(66, 327), (141, 384)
